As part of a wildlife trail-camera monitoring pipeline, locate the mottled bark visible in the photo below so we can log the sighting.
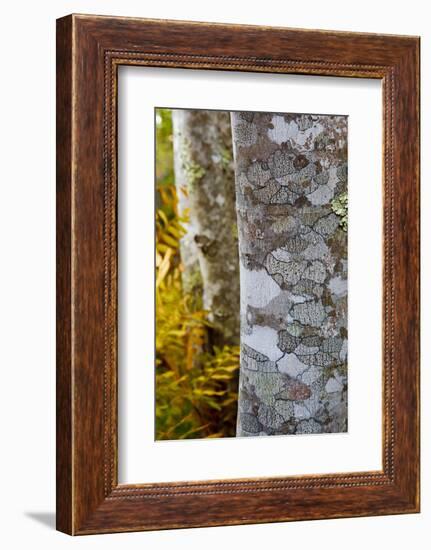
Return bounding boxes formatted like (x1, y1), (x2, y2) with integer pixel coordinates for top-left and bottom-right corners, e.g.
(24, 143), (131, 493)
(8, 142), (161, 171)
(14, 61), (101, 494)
(231, 111), (348, 436)
(172, 111), (201, 295)
(172, 109), (240, 346)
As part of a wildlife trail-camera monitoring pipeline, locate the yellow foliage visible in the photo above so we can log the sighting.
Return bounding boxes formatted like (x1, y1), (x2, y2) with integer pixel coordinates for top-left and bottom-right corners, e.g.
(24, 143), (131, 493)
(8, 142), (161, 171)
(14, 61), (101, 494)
(155, 183), (239, 440)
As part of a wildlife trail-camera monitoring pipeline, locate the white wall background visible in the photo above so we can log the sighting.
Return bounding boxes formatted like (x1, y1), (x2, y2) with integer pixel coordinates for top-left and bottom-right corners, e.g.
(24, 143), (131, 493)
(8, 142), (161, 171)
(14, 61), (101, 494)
(0, 0), (427, 548)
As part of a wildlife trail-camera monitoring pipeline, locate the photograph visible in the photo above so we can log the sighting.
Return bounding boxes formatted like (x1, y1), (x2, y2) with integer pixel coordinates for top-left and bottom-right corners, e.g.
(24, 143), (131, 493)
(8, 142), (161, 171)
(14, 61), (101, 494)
(155, 108), (348, 440)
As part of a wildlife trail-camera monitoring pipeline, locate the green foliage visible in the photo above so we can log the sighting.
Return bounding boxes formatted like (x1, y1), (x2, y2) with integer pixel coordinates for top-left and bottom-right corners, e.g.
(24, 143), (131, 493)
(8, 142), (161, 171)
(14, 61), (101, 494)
(156, 342), (240, 440)
(155, 109), (174, 188)
(155, 191), (240, 439)
(331, 192), (348, 231)
(155, 112), (239, 440)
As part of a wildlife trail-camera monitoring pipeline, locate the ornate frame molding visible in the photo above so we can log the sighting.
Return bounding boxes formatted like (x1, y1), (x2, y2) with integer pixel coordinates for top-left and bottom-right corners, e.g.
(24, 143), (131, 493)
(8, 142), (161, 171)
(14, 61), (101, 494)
(57, 15), (419, 534)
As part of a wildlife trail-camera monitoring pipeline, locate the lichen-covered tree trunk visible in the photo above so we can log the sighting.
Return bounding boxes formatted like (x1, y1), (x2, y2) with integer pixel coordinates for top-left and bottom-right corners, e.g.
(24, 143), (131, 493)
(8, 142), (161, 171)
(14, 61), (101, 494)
(231, 111), (348, 436)
(172, 109), (240, 347)
(172, 111), (201, 295)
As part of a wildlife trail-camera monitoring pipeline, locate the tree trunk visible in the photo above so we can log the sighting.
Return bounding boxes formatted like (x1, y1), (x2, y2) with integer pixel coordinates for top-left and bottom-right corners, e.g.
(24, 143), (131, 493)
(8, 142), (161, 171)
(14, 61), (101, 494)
(172, 109), (240, 347)
(172, 111), (201, 296)
(231, 111), (348, 436)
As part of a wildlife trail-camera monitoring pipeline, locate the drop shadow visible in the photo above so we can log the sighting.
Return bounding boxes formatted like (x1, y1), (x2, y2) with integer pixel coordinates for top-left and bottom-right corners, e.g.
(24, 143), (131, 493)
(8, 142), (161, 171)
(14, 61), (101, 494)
(25, 511), (56, 530)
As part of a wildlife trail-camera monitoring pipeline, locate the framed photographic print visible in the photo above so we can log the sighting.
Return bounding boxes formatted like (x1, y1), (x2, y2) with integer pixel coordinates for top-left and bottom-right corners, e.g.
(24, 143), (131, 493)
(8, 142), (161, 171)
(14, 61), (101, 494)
(56, 14), (420, 534)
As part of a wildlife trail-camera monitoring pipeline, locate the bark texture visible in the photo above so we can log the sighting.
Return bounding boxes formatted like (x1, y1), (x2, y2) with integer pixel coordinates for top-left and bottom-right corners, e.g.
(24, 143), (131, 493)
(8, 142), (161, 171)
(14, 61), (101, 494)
(172, 109), (240, 346)
(231, 111), (348, 436)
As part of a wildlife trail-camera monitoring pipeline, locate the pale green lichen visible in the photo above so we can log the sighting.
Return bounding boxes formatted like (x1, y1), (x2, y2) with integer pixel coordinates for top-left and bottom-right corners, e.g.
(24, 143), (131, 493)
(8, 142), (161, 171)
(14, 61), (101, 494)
(182, 264), (203, 296)
(180, 138), (206, 190)
(331, 192), (348, 231)
(219, 145), (233, 169)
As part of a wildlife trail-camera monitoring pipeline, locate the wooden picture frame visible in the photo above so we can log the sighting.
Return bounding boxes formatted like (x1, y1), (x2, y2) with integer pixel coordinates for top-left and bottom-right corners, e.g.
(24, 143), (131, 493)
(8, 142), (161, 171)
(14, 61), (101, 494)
(56, 14), (420, 535)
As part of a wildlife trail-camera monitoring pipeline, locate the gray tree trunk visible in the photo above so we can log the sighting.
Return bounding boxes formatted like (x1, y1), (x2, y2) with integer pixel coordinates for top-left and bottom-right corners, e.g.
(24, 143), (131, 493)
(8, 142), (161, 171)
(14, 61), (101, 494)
(172, 111), (201, 296)
(172, 109), (240, 347)
(231, 111), (348, 436)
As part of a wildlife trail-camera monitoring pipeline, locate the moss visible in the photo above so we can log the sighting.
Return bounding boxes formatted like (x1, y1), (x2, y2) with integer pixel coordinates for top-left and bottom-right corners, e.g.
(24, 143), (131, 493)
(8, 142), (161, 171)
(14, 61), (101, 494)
(331, 192), (348, 231)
